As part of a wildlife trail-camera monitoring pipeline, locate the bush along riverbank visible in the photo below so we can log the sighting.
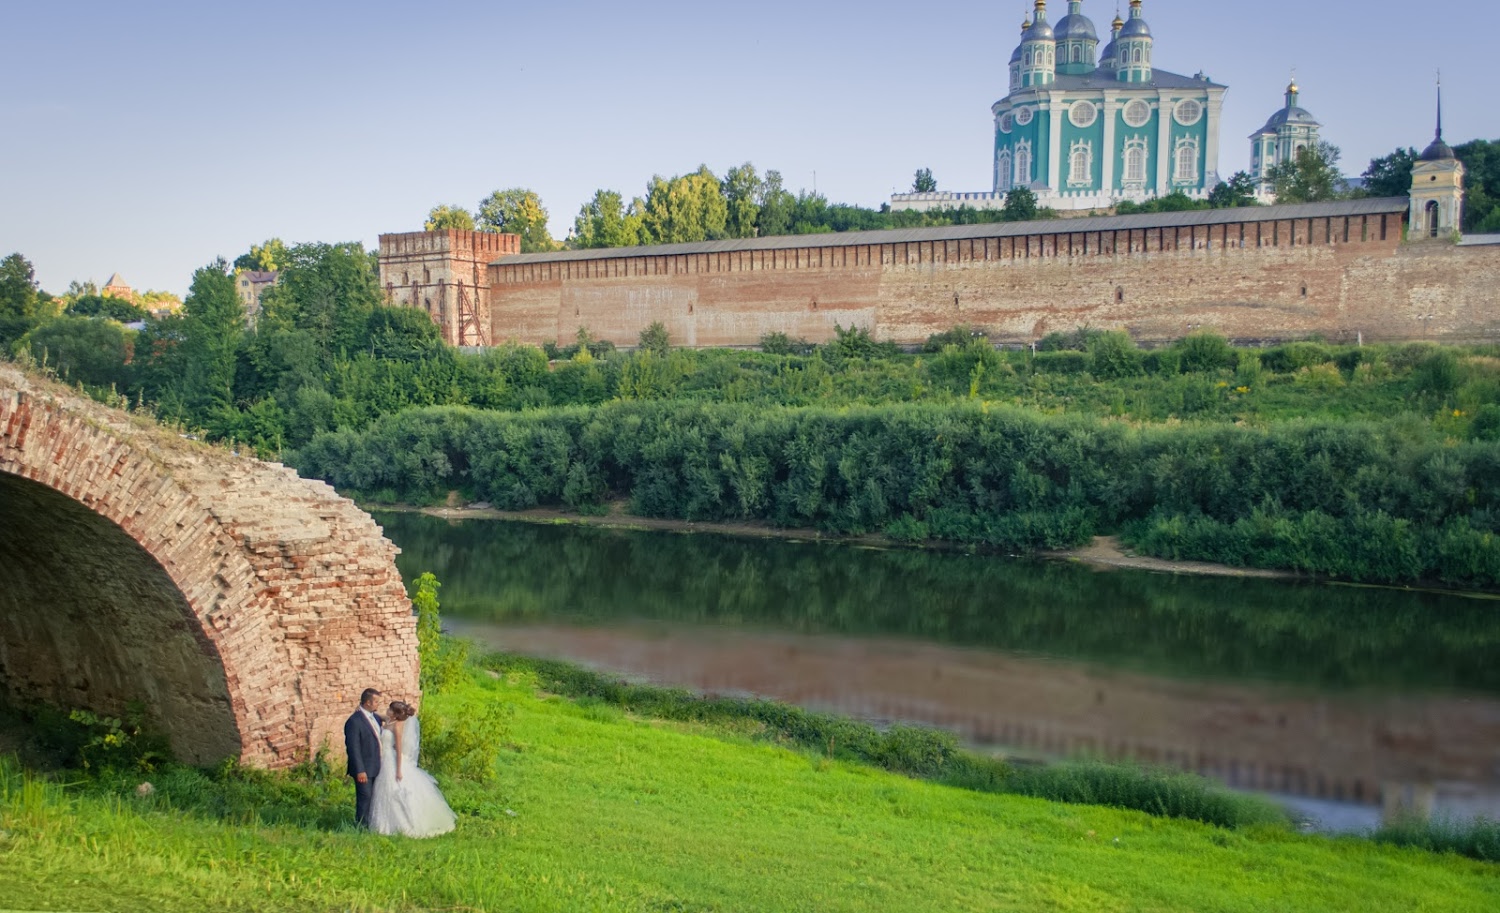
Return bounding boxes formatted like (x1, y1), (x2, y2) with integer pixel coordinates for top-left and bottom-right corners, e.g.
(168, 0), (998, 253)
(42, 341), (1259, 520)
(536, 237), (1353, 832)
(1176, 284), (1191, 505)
(3, 647), (1498, 912)
(294, 400), (1500, 588)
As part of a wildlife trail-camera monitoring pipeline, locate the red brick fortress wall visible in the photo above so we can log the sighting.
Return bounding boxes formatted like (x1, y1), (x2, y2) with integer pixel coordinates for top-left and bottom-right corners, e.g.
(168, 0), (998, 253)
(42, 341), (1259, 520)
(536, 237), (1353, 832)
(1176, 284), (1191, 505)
(479, 200), (1500, 347)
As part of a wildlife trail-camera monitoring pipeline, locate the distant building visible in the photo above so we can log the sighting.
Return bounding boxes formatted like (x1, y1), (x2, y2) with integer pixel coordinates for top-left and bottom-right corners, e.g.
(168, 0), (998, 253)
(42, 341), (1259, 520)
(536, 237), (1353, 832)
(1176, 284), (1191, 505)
(237, 271), (279, 328)
(1409, 92), (1465, 239)
(101, 273), (135, 303)
(1249, 81), (1322, 198)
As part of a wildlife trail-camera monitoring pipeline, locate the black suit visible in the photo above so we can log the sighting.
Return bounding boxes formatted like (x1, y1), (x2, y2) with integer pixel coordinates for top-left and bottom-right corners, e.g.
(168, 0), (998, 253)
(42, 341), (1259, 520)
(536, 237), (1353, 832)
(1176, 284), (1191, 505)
(344, 709), (384, 827)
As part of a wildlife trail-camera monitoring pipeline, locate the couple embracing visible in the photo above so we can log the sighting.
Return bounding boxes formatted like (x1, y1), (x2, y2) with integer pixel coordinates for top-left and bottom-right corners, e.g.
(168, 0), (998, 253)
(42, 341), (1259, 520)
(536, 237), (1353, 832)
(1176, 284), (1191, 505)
(344, 688), (456, 837)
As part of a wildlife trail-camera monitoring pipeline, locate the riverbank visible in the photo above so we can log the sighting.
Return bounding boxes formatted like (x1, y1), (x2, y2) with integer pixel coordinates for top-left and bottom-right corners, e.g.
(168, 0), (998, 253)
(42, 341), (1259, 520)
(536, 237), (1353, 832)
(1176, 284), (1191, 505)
(391, 501), (1298, 580)
(3, 660), (1495, 912)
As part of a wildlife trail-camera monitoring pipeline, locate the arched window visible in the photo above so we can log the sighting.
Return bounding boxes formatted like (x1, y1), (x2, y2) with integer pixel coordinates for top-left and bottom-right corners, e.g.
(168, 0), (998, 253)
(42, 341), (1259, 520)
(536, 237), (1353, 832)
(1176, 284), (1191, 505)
(1133, 47), (1142, 63)
(1015, 143), (1032, 186)
(1426, 200), (1441, 238)
(997, 150), (1014, 192)
(1070, 143), (1092, 186)
(1124, 143), (1147, 184)
(1071, 45), (1081, 63)
(1175, 140), (1199, 183)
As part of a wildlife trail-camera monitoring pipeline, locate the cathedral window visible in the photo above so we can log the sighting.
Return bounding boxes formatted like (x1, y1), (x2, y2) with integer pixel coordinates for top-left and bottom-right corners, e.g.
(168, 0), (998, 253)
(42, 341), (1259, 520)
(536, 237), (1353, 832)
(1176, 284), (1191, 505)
(1132, 47), (1142, 63)
(1069, 141), (1093, 186)
(1124, 141), (1148, 185)
(997, 150), (1014, 192)
(1015, 142), (1033, 186)
(1173, 98), (1203, 126)
(1069, 101), (1098, 128)
(1174, 138), (1199, 183)
(1123, 100), (1151, 127)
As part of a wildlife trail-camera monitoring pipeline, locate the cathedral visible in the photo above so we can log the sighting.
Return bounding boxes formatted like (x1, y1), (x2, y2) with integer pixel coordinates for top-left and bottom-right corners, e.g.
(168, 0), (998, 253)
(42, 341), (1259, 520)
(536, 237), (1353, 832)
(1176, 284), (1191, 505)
(894, 0), (1231, 212)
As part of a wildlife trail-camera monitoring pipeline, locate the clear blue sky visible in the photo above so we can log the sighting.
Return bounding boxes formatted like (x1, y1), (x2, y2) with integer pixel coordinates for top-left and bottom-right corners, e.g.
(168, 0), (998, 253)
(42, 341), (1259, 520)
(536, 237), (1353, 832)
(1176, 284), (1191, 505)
(1, 0), (1491, 296)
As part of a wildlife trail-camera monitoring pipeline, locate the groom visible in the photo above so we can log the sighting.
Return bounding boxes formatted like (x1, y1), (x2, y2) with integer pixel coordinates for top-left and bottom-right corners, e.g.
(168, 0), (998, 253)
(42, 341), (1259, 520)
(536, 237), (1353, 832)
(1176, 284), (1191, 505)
(344, 688), (384, 828)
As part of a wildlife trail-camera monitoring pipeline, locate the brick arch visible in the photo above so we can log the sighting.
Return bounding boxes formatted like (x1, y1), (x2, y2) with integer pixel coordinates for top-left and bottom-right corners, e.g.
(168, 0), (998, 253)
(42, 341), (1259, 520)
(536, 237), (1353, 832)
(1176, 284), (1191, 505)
(0, 365), (418, 767)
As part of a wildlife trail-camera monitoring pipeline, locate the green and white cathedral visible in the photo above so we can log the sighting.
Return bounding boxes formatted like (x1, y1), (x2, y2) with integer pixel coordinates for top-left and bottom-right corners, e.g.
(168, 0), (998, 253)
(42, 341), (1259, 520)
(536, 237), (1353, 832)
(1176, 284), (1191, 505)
(892, 0), (1230, 212)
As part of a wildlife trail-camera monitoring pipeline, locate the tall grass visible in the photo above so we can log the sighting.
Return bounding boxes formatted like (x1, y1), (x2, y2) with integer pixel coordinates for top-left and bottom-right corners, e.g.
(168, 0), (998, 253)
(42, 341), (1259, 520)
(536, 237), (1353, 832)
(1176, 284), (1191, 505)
(490, 653), (1287, 830)
(1373, 815), (1500, 863)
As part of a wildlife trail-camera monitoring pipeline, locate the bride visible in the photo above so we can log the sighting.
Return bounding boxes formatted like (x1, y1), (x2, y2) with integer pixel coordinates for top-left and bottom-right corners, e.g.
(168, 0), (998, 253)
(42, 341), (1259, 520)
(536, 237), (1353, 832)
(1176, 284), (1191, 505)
(369, 700), (456, 838)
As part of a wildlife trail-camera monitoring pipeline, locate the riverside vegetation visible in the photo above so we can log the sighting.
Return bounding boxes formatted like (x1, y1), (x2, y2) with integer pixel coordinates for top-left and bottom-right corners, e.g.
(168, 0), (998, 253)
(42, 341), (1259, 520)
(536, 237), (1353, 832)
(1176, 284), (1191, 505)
(7, 237), (1500, 588)
(1, 577), (1496, 912)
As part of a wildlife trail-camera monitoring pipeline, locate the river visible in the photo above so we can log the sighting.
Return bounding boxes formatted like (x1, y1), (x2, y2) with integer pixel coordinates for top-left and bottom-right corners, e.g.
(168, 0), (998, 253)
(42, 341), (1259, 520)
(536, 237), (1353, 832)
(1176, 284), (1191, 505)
(376, 510), (1500, 831)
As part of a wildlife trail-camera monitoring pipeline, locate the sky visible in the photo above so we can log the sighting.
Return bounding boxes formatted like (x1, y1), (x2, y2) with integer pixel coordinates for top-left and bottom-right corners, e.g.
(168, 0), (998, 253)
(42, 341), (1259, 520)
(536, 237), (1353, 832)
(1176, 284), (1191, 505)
(1, 0), (1492, 296)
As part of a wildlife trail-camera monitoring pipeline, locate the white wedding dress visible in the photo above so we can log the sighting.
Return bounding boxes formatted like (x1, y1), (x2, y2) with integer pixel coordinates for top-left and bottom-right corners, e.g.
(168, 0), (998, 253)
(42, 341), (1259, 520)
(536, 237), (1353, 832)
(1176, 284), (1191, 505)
(369, 717), (456, 838)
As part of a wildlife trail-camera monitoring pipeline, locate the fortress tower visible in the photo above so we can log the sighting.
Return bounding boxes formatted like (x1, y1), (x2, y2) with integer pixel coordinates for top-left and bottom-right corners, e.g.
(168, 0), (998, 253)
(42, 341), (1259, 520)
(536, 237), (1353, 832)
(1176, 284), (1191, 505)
(376, 230), (520, 347)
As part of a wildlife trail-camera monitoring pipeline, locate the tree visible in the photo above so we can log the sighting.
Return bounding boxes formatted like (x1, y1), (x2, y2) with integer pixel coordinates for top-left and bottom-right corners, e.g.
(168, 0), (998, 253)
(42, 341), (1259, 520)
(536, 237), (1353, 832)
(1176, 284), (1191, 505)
(755, 170), (795, 238)
(1454, 139), (1500, 233)
(66, 294), (148, 323)
(177, 259), (245, 425)
(721, 163), (762, 239)
(259, 242), (381, 361)
(640, 166), (728, 244)
(572, 189), (645, 249)
(638, 321), (670, 354)
(1361, 147), (1418, 198)
(233, 238), (288, 273)
(1207, 171), (1257, 208)
(1267, 141), (1345, 203)
(912, 168), (937, 193)
(477, 188), (554, 252)
(22, 317), (134, 391)
(0, 253), (40, 319)
(1002, 186), (1039, 222)
(424, 204), (476, 231)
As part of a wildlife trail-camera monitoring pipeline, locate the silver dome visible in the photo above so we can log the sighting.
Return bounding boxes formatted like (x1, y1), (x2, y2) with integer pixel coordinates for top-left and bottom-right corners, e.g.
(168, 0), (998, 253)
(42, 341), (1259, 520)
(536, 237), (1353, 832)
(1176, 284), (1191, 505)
(1054, 12), (1098, 41)
(1118, 17), (1151, 38)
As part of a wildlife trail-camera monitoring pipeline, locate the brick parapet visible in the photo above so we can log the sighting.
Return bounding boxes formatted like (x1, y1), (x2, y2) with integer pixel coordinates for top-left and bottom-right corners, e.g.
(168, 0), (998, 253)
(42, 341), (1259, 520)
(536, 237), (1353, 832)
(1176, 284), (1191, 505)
(0, 364), (419, 768)
(480, 208), (1500, 347)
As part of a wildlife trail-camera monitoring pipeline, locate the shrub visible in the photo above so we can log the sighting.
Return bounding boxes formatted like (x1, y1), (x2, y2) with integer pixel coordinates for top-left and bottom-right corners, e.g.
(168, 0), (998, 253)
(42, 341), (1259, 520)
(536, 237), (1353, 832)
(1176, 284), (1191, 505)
(413, 573), (469, 694)
(1174, 332), (1236, 373)
(1087, 330), (1142, 378)
(1293, 363), (1346, 392)
(1262, 341), (1333, 373)
(1414, 349), (1462, 398)
(923, 325), (987, 353)
(422, 701), (513, 782)
(637, 321), (671, 354)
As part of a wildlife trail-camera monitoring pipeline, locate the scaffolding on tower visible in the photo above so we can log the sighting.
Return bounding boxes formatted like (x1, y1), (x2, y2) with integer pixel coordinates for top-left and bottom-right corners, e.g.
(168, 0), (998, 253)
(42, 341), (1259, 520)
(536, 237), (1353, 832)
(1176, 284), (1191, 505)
(456, 281), (488, 347)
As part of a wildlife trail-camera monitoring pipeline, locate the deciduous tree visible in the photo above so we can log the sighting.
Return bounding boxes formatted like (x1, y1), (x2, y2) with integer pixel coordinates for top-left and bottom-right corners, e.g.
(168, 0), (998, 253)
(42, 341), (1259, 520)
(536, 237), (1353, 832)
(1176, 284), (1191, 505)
(640, 166), (728, 244)
(233, 238), (288, 273)
(572, 190), (645, 249)
(1267, 141), (1345, 203)
(1207, 171), (1257, 208)
(425, 205), (477, 231)
(721, 163), (762, 239)
(1361, 147), (1418, 199)
(912, 168), (937, 193)
(1002, 186), (1039, 222)
(477, 188), (555, 252)
(177, 259), (245, 425)
(0, 253), (40, 319)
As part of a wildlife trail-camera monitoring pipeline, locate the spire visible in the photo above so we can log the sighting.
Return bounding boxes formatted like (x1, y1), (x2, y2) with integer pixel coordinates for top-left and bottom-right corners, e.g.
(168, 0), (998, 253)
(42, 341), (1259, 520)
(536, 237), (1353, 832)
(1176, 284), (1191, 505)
(1420, 71), (1456, 161)
(1435, 71), (1444, 144)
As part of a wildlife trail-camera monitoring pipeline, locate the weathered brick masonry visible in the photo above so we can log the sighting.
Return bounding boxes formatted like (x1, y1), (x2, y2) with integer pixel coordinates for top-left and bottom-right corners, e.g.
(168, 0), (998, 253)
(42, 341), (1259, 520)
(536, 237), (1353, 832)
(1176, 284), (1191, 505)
(0, 365), (418, 767)
(471, 198), (1500, 347)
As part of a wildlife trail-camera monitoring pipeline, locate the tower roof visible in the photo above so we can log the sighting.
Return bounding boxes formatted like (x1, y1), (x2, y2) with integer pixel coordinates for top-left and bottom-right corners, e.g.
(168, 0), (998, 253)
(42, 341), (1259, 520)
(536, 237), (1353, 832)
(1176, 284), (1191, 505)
(1119, 0), (1150, 37)
(1055, 2), (1098, 41)
(1023, 0), (1054, 40)
(1420, 81), (1456, 161)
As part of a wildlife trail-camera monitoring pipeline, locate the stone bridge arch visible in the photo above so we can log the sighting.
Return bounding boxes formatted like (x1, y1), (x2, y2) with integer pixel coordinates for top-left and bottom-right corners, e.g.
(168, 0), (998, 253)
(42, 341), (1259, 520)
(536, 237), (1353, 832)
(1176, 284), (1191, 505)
(0, 364), (418, 766)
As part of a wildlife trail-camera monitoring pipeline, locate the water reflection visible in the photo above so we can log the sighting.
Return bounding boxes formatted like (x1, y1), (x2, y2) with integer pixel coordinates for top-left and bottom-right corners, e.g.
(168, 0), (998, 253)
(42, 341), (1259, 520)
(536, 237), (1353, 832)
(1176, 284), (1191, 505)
(378, 512), (1500, 829)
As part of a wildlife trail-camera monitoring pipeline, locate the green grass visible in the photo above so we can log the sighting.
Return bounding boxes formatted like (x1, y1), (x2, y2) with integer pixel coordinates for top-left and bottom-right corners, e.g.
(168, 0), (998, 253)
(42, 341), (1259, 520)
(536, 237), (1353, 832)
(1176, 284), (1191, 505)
(2, 668), (1496, 912)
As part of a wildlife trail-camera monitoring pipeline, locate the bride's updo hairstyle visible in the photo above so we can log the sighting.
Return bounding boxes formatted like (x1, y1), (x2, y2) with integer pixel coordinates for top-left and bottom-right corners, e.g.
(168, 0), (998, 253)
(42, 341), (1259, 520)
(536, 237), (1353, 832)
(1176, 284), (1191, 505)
(387, 700), (416, 721)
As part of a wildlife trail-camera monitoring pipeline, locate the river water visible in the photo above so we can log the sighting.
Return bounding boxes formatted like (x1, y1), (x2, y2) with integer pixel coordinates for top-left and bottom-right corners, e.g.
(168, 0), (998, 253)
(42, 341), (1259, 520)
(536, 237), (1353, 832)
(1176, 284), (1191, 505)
(377, 511), (1500, 831)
